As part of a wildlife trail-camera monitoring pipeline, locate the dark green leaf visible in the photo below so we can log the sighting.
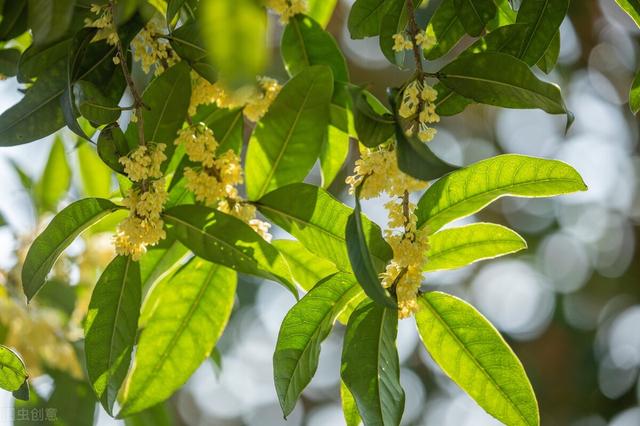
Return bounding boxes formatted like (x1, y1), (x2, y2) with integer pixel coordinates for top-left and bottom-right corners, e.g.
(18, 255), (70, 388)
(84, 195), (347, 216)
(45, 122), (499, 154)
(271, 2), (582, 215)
(434, 82), (473, 116)
(124, 402), (174, 426)
(12, 379), (30, 401)
(17, 38), (71, 83)
(169, 21), (216, 82)
(28, 0), (76, 45)
(347, 0), (392, 39)
(0, 48), (20, 76)
(423, 0), (466, 60)
(274, 273), (361, 416)
(454, 0), (497, 36)
(536, 31), (560, 74)
(341, 300), (403, 426)
(35, 136), (71, 212)
(97, 124), (130, 174)
(0, 0), (27, 41)
(167, 0), (187, 23)
(22, 198), (122, 300)
(85, 256), (141, 415)
(73, 80), (121, 124)
(515, 0), (569, 66)
(630, 68), (640, 114)
(351, 87), (395, 148)
(272, 239), (339, 291)
(246, 65), (333, 200)
(615, 0), (640, 27)
(0, 345), (28, 394)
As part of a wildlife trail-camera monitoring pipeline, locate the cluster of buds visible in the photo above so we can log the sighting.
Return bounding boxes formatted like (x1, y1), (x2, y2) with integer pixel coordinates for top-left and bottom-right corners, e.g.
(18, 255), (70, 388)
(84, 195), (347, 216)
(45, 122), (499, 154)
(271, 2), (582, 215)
(399, 78), (440, 143)
(391, 29), (435, 53)
(86, 3), (119, 47)
(131, 19), (179, 76)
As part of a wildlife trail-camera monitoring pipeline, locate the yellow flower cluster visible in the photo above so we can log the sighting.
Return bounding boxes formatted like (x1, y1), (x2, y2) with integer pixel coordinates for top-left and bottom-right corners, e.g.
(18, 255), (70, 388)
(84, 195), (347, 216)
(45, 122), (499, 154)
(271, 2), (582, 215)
(189, 75), (281, 122)
(265, 0), (308, 24)
(114, 144), (168, 260)
(175, 125), (272, 241)
(132, 19), (179, 76)
(86, 4), (119, 46)
(399, 78), (440, 143)
(392, 30), (436, 53)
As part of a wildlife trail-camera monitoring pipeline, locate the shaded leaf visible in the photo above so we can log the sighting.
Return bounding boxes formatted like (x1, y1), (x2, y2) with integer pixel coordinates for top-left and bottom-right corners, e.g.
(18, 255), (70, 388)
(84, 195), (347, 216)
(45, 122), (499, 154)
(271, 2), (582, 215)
(536, 31), (560, 74)
(630, 68), (640, 114)
(351, 87), (395, 148)
(348, 0), (392, 39)
(169, 21), (216, 82)
(192, 105), (244, 154)
(73, 80), (121, 124)
(28, 0), (75, 46)
(379, 0), (410, 66)
(434, 83), (472, 116)
(454, 0), (497, 36)
(97, 124), (130, 174)
(0, 48), (20, 76)
(615, 0), (640, 27)
(35, 136), (71, 213)
(17, 38), (70, 83)
(424, 0), (466, 60)
(515, 0), (569, 66)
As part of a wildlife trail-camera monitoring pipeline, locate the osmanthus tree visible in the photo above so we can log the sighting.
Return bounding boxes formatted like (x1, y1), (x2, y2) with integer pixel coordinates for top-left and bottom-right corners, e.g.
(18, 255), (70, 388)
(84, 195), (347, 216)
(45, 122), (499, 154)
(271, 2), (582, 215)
(0, 0), (626, 424)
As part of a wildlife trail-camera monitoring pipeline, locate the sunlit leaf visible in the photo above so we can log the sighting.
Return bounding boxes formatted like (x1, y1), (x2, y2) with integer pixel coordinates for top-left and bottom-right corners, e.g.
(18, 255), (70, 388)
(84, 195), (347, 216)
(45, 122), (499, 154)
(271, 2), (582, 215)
(0, 345), (28, 396)
(423, 0), (466, 60)
(272, 240), (338, 291)
(615, 0), (640, 27)
(306, 0), (338, 27)
(341, 380), (361, 426)
(536, 31), (560, 74)
(35, 136), (71, 213)
(319, 125), (350, 188)
(77, 141), (112, 198)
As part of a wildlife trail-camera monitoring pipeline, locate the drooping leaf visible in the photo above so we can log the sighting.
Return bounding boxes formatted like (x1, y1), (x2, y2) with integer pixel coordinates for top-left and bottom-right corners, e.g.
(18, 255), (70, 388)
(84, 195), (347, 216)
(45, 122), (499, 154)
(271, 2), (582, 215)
(423, 0), (466, 60)
(424, 223), (527, 272)
(438, 52), (573, 128)
(630, 68), (640, 114)
(341, 300), (404, 426)
(257, 183), (392, 273)
(615, 0), (640, 27)
(346, 186), (395, 308)
(35, 136), (71, 213)
(22, 198), (122, 301)
(119, 259), (236, 416)
(246, 65), (333, 200)
(77, 141), (112, 198)
(272, 240), (339, 291)
(0, 48), (20, 76)
(351, 87), (395, 148)
(274, 273), (361, 416)
(536, 31), (560, 74)
(306, 0), (338, 27)
(319, 125), (350, 188)
(454, 0), (497, 36)
(28, 0), (76, 46)
(163, 205), (297, 296)
(415, 292), (539, 426)
(348, 0), (393, 39)
(416, 154), (587, 233)
(341, 380), (361, 426)
(85, 256), (141, 415)
(515, 0), (569, 66)
(200, 0), (266, 86)
(0, 345), (28, 396)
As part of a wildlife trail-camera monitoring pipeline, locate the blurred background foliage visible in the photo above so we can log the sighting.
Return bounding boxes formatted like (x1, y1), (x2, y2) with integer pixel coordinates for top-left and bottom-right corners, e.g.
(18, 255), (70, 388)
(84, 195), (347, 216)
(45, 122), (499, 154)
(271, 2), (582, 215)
(0, 0), (639, 425)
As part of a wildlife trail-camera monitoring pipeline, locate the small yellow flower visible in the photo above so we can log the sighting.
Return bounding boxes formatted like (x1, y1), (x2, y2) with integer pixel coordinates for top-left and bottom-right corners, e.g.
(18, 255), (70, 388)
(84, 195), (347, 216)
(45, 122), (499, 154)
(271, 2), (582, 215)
(132, 19), (178, 76)
(265, 0), (308, 24)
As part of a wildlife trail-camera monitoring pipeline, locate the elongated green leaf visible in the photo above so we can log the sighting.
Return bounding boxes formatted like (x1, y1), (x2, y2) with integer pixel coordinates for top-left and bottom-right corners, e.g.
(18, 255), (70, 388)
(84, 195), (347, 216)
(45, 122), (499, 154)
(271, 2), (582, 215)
(167, 0), (187, 23)
(282, 14), (349, 82)
(341, 380), (361, 426)
(274, 273), (361, 416)
(351, 88), (395, 148)
(163, 205), (296, 295)
(246, 65), (333, 200)
(319, 125), (350, 188)
(306, 0), (338, 27)
(73, 80), (121, 125)
(515, 0), (569, 66)
(416, 154), (587, 233)
(139, 238), (190, 294)
(257, 183), (392, 273)
(85, 256), (141, 415)
(341, 300), (403, 426)
(416, 292), (539, 426)
(120, 259), (236, 416)
(348, 0), (392, 39)
(77, 141), (112, 198)
(0, 48), (20, 77)
(169, 21), (216, 83)
(424, 0), (466, 60)
(630, 68), (640, 114)
(454, 0), (497, 36)
(35, 136), (71, 213)
(434, 83), (473, 116)
(536, 31), (560, 74)
(22, 198), (121, 301)
(379, 0), (410, 66)
(17, 38), (70, 83)
(28, 0), (75, 46)
(201, 0), (266, 86)
(0, 345), (28, 394)
(0, 1), (27, 42)
(616, 0), (640, 27)
(425, 223), (526, 272)
(346, 188), (395, 308)
(488, 0), (517, 29)
(272, 240), (338, 291)
(438, 52), (573, 127)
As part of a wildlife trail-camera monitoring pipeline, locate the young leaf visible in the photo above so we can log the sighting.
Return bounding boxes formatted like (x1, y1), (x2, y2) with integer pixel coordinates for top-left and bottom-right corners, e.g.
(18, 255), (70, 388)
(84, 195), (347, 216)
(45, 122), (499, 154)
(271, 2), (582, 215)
(438, 52), (573, 128)
(425, 223), (526, 272)
(341, 381), (362, 426)
(615, 0), (640, 27)
(35, 136), (71, 213)
(85, 256), (141, 415)
(341, 300), (404, 426)
(346, 187), (396, 308)
(0, 345), (28, 396)
(28, 0), (75, 46)
(272, 240), (339, 291)
(163, 205), (297, 296)
(319, 125), (350, 189)
(415, 292), (539, 426)
(454, 0), (497, 36)
(274, 273), (361, 416)
(351, 87), (395, 148)
(630, 68), (640, 114)
(119, 259), (237, 417)
(246, 65), (333, 200)
(347, 0), (393, 39)
(281, 14), (349, 83)
(306, 0), (338, 28)
(257, 183), (392, 273)
(423, 0), (467, 60)
(515, 0), (569, 66)
(416, 154), (586, 233)
(22, 198), (122, 301)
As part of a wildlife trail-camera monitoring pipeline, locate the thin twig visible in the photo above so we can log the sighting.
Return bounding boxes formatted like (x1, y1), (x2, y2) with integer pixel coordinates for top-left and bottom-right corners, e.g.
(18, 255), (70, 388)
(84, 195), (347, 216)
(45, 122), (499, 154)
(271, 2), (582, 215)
(405, 0), (424, 74)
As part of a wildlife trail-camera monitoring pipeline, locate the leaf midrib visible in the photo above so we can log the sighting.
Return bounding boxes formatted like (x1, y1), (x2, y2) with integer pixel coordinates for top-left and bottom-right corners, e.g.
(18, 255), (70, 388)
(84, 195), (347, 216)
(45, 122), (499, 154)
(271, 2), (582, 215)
(427, 238), (524, 262)
(518, 0), (550, 60)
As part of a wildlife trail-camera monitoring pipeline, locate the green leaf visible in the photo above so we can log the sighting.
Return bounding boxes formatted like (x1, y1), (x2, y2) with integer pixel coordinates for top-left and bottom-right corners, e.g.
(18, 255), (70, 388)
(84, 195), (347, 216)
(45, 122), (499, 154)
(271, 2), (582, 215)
(35, 136), (71, 213)
(434, 83), (473, 116)
(351, 87), (395, 148)
(331, 82), (357, 137)
(163, 205), (297, 296)
(167, 0), (187, 23)
(192, 105), (244, 154)
(124, 402), (174, 426)
(97, 124), (130, 174)
(28, 0), (75, 46)
(169, 21), (217, 83)
(274, 273), (361, 416)
(0, 48), (20, 76)
(438, 52), (573, 128)
(246, 65), (333, 200)
(536, 31), (560, 74)
(12, 378), (30, 401)
(515, 0), (569, 66)
(319, 125), (350, 188)
(22, 198), (121, 301)
(341, 380), (361, 426)
(415, 292), (539, 426)
(272, 240), (338, 291)
(488, 0), (517, 29)
(200, 0), (266, 86)
(454, 0), (497, 36)
(379, 0), (410, 66)
(615, 0), (640, 27)
(630, 68), (640, 114)
(77, 141), (112, 198)
(257, 183), (392, 273)
(0, 0), (27, 42)
(0, 345), (28, 395)
(306, 0), (338, 28)
(120, 259), (236, 416)
(425, 223), (527, 272)
(348, 0), (392, 39)
(73, 80), (121, 125)
(346, 186), (395, 308)
(423, 0), (466, 60)
(139, 238), (190, 294)
(416, 154), (587, 233)
(282, 14), (349, 83)
(17, 38), (70, 83)
(341, 300), (404, 426)
(85, 256), (141, 415)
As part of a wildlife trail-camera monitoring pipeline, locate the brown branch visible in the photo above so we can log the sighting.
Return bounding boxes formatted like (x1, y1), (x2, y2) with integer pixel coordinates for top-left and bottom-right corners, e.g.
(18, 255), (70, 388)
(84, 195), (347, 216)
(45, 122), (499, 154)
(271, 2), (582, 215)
(405, 0), (424, 74)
